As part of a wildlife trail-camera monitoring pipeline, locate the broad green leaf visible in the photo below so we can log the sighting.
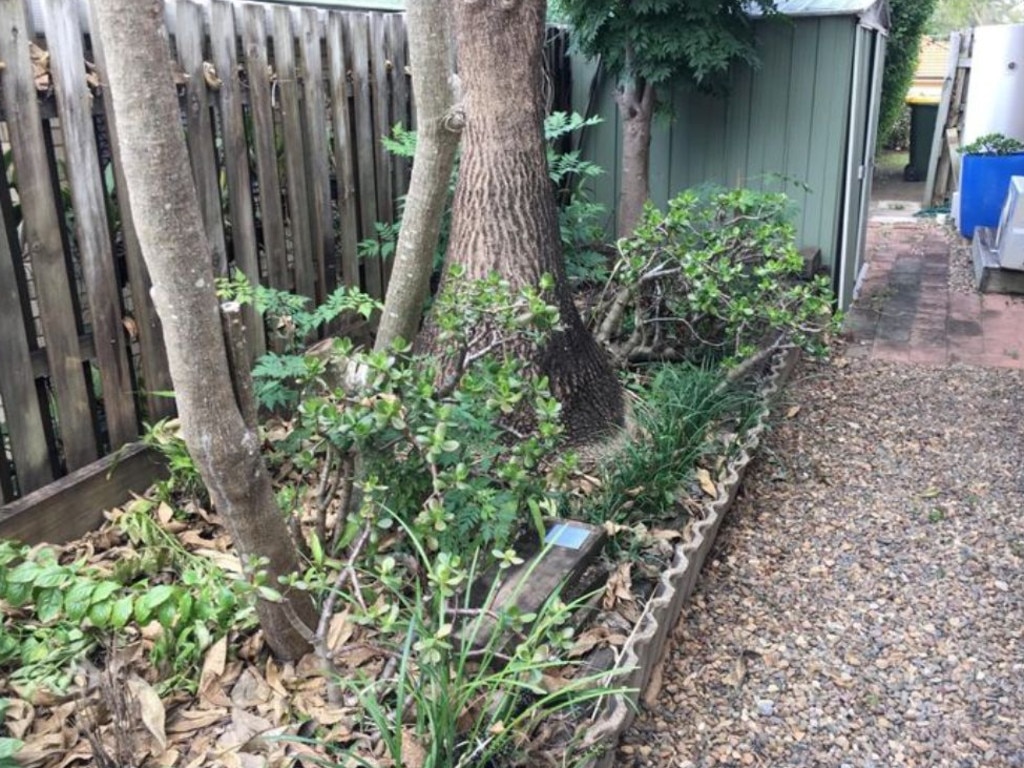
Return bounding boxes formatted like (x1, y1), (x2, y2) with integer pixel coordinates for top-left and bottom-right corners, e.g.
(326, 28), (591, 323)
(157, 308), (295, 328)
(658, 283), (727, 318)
(91, 581), (120, 603)
(33, 565), (68, 589)
(35, 589), (64, 623)
(143, 585), (176, 611)
(64, 581), (95, 621)
(6, 562), (41, 584)
(110, 596), (135, 629)
(88, 600), (113, 627)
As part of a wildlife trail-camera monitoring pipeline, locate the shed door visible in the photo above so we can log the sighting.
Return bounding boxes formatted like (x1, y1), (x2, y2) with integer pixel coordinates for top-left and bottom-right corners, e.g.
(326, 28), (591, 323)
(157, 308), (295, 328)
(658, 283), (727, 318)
(837, 26), (886, 309)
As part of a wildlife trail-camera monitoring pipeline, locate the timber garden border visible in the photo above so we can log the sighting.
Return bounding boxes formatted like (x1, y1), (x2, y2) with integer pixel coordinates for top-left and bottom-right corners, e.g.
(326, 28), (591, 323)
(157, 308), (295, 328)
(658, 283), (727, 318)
(580, 348), (801, 765)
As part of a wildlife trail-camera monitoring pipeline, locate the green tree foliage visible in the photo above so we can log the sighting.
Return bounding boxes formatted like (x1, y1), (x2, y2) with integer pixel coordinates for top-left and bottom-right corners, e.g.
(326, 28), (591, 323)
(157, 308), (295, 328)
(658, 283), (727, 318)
(880, 0), (940, 146)
(553, 0), (776, 235)
(927, 0), (1024, 34)
(553, 0), (775, 91)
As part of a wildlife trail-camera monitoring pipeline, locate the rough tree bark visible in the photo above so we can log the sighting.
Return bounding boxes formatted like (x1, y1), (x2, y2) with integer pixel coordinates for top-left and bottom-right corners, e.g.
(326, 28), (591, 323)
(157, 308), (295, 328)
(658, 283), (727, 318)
(438, 0), (624, 441)
(374, 0), (461, 350)
(90, 0), (316, 659)
(616, 77), (656, 237)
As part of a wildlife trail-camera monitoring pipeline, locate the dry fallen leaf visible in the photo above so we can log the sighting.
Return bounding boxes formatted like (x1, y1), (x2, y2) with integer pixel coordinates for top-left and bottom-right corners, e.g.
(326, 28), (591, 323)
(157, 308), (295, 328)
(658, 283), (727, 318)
(198, 637), (230, 708)
(602, 561), (634, 611)
(785, 404), (802, 418)
(128, 674), (167, 751)
(166, 706), (229, 734)
(401, 729), (427, 768)
(695, 467), (717, 498)
(568, 625), (609, 658)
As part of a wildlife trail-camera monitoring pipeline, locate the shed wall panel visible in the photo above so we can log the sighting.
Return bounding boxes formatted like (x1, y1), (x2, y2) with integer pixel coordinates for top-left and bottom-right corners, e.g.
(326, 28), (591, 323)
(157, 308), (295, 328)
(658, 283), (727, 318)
(575, 15), (860, 276)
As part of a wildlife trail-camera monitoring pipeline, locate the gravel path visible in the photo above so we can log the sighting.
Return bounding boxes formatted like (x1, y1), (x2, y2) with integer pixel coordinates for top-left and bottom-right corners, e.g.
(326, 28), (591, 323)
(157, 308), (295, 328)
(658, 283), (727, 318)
(617, 354), (1024, 767)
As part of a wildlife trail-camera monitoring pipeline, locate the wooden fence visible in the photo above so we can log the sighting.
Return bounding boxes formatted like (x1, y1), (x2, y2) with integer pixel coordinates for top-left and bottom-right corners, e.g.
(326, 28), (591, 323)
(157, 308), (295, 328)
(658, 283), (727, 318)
(0, 0), (574, 518)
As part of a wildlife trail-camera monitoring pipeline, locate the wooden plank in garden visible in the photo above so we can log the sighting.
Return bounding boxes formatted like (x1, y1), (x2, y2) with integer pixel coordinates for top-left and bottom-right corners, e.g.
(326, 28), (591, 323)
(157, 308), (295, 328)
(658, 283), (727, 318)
(299, 7), (334, 296)
(369, 13), (394, 287)
(0, 0), (97, 472)
(0, 156), (52, 495)
(387, 12), (410, 194)
(41, 0), (138, 451)
(177, 0), (229, 277)
(273, 4), (316, 302)
(239, 2), (289, 295)
(326, 11), (361, 291)
(345, 12), (382, 299)
(210, 0), (264, 357)
(0, 443), (167, 545)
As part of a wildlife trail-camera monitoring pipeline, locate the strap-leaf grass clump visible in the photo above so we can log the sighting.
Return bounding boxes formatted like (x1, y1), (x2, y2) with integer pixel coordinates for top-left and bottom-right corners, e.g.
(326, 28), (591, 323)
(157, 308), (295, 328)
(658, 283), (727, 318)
(590, 186), (837, 369)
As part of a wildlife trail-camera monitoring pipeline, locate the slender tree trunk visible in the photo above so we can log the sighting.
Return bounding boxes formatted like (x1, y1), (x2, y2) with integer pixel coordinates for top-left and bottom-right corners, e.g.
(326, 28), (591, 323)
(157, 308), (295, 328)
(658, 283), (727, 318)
(438, 0), (624, 442)
(616, 79), (656, 237)
(91, 0), (315, 659)
(375, 0), (461, 350)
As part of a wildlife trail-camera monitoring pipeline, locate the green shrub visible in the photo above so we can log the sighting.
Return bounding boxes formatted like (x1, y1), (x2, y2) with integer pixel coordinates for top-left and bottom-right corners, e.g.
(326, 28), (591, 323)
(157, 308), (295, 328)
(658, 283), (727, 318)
(263, 269), (574, 559)
(962, 132), (1024, 156)
(591, 186), (836, 367)
(879, 0), (939, 145)
(310, 521), (625, 768)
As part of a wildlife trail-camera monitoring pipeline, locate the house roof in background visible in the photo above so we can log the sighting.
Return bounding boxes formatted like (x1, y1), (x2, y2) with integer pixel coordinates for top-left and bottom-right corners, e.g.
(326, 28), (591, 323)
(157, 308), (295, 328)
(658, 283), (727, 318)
(916, 37), (951, 81)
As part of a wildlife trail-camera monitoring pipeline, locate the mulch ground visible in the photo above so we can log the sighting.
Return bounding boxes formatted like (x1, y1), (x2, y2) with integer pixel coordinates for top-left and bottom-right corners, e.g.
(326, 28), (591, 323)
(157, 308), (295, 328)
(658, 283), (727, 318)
(617, 352), (1024, 767)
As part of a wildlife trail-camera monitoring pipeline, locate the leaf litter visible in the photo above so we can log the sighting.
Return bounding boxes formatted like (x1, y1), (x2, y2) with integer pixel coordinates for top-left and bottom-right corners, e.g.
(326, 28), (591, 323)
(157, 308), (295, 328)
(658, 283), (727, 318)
(617, 352), (1024, 767)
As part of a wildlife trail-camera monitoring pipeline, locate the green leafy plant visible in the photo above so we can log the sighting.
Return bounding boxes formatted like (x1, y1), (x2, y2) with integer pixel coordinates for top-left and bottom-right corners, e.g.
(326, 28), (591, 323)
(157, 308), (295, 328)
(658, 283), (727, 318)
(544, 112), (610, 284)
(591, 186), (837, 367)
(216, 275), (383, 410)
(0, 500), (258, 696)
(217, 274), (380, 354)
(141, 418), (206, 503)
(584, 364), (760, 526)
(266, 269), (574, 559)
(312, 520), (627, 768)
(962, 132), (1024, 156)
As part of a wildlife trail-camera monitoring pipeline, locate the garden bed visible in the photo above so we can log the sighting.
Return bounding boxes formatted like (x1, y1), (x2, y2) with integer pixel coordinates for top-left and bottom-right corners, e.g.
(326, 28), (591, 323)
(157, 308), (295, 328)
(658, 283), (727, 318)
(579, 347), (799, 766)
(0, 350), (799, 768)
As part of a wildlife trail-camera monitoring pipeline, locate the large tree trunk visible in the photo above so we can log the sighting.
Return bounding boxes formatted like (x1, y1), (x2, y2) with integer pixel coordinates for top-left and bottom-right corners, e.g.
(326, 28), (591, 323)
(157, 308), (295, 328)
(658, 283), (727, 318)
(439, 0), (624, 442)
(616, 79), (656, 237)
(375, 0), (461, 350)
(91, 0), (316, 660)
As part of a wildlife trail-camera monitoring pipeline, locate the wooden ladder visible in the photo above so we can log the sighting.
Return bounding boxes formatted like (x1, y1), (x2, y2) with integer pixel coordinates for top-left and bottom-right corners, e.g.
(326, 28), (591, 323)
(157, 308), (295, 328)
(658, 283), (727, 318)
(924, 29), (974, 208)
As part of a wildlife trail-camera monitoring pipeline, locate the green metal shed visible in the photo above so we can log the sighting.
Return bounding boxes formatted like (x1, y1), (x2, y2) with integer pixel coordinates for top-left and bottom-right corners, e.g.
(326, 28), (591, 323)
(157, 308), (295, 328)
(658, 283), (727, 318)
(572, 0), (890, 309)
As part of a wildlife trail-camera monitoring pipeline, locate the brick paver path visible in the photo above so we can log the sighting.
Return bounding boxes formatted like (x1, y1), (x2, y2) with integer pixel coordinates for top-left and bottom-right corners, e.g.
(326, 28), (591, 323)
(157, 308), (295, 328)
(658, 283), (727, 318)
(845, 220), (1024, 368)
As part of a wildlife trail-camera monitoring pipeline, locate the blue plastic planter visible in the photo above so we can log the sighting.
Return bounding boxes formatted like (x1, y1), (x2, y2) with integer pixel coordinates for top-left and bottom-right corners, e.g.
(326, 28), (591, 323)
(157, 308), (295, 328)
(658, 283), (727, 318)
(960, 152), (1024, 238)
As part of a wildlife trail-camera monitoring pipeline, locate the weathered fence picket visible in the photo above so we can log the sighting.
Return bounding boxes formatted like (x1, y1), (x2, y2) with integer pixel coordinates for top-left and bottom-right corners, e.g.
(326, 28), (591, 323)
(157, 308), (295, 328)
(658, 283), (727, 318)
(0, 0), (97, 479)
(0, 0), (416, 505)
(345, 11), (382, 300)
(209, 0), (263, 356)
(42, 0), (138, 451)
(0, 166), (52, 495)
(179, 0), (230, 276)
(0, 0), (573, 537)
(326, 11), (360, 292)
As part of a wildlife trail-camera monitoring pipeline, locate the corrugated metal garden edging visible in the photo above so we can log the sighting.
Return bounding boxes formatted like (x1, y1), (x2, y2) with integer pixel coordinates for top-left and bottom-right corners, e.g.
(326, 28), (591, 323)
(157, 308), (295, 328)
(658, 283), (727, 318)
(580, 347), (802, 767)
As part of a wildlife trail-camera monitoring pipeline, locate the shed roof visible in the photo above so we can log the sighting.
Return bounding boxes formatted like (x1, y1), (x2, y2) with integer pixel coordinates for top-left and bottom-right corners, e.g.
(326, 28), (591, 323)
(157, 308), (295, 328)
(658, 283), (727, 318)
(753, 0), (890, 31)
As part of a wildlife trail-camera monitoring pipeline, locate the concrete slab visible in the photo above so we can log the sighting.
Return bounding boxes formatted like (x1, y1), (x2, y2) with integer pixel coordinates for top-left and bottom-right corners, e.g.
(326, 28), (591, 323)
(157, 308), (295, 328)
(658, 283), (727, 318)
(971, 226), (1024, 294)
